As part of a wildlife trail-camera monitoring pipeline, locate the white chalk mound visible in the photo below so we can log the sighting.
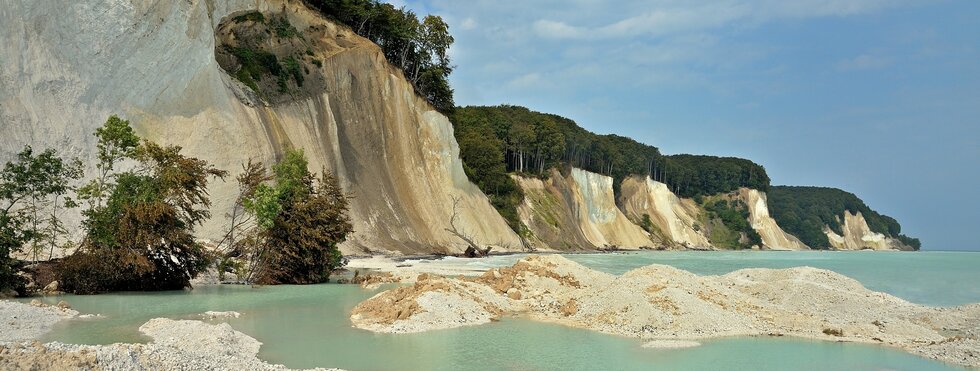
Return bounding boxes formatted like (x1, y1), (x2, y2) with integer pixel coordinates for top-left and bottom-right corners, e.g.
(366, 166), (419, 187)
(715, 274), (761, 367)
(351, 255), (980, 368)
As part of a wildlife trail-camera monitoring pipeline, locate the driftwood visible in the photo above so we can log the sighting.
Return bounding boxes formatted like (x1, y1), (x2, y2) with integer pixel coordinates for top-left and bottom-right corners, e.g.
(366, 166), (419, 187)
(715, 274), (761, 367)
(446, 195), (492, 258)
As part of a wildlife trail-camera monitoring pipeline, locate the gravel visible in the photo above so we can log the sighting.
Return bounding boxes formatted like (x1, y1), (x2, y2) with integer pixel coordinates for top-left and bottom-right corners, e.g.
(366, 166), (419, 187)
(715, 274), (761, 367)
(0, 301), (343, 370)
(351, 254), (980, 368)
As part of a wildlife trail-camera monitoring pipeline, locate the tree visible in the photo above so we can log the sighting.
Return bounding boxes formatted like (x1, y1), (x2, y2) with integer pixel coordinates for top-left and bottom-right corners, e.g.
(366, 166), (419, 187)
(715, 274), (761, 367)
(445, 194), (491, 258)
(0, 146), (82, 262)
(257, 149), (353, 284)
(61, 118), (227, 294)
(77, 115), (140, 212)
(215, 160), (271, 283)
(0, 211), (27, 293)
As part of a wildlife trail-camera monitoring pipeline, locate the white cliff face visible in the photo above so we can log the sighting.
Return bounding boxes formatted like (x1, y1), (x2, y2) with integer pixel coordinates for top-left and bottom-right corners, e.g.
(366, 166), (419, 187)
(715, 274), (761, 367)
(0, 0), (521, 254)
(569, 169), (654, 248)
(825, 211), (903, 251)
(738, 189), (809, 250)
(514, 169), (654, 250)
(619, 177), (711, 248)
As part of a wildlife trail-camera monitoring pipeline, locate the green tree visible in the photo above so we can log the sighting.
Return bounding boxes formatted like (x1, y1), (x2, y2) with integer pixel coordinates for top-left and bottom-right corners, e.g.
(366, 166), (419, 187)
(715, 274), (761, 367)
(61, 131), (226, 293)
(0, 146), (82, 262)
(253, 149), (354, 284)
(78, 115), (140, 211)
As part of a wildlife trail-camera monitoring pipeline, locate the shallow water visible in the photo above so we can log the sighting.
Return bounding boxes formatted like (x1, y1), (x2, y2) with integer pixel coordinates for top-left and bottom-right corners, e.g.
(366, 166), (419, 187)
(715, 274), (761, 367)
(24, 251), (980, 370)
(424, 250), (980, 306)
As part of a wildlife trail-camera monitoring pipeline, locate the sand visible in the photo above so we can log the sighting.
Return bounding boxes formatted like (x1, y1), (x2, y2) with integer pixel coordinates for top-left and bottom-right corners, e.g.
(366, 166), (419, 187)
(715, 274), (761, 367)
(350, 255), (980, 368)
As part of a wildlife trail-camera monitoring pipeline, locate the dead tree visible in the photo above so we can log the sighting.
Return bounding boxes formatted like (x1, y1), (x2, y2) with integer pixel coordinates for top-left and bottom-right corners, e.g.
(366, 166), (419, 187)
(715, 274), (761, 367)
(446, 195), (491, 258)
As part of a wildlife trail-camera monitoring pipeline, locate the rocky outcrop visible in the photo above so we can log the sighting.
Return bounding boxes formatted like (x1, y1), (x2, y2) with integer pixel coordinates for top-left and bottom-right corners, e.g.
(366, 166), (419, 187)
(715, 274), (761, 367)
(619, 176), (711, 249)
(825, 211), (909, 251)
(0, 0), (520, 255)
(514, 169), (654, 250)
(350, 255), (980, 368)
(0, 316), (343, 370)
(737, 189), (809, 250)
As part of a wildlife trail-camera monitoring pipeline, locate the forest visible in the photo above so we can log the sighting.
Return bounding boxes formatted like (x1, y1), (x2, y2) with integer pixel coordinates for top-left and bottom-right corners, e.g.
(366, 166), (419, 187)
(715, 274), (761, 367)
(450, 105), (774, 232)
(768, 186), (920, 250)
(305, 0), (455, 112)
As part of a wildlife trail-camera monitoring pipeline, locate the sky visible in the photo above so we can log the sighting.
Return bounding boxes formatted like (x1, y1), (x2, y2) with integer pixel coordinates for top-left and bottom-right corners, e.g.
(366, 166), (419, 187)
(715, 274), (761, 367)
(391, 0), (980, 250)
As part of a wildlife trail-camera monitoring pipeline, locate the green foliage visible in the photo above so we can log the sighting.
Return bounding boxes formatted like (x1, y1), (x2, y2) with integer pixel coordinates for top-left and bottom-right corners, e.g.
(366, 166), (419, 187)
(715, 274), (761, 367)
(305, 0), (456, 112)
(284, 56), (304, 87)
(451, 119), (523, 230)
(61, 116), (227, 294)
(251, 149), (354, 284)
(78, 115), (142, 211)
(233, 11), (265, 23)
(897, 234), (922, 250)
(244, 184), (282, 230)
(450, 105), (770, 213)
(661, 155), (771, 198)
(768, 186), (916, 249)
(0, 212), (26, 293)
(269, 14), (300, 38)
(1, 145), (82, 262)
(703, 198), (758, 249)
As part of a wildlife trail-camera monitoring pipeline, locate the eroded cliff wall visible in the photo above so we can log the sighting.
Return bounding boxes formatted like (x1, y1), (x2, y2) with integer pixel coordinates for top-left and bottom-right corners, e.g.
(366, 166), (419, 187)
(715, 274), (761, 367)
(0, 0), (521, 255)
(515, 169), (654, 250)
(737, 189), (809, 250)
(825, 211), (909, 251)
(619, 176), (711, 248)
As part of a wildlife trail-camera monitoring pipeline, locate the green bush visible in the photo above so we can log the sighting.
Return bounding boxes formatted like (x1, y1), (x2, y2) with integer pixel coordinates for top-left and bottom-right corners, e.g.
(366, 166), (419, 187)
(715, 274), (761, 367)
(250, 149), (353, 284)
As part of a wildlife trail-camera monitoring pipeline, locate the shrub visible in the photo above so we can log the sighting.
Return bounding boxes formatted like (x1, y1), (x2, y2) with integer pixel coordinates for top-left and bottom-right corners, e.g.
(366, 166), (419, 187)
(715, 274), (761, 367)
(251, 149), (353, 284)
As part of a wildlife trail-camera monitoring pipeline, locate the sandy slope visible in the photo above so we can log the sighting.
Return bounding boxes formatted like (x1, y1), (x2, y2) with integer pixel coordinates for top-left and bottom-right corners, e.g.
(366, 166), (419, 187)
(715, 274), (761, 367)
(351, 255), (980, 368)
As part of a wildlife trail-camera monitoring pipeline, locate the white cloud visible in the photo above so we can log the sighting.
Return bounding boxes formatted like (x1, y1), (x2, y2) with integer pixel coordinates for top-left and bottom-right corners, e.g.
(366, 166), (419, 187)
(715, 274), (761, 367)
(506, 73), (543, 89)
(532, 0), (904, 40)
(459, 17), (478, 30)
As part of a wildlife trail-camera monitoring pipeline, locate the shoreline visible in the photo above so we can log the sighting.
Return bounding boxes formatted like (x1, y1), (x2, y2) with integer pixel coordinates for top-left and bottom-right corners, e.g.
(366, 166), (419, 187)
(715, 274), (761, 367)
(349, 255), (980, 368)
(0, 301), (344, 370)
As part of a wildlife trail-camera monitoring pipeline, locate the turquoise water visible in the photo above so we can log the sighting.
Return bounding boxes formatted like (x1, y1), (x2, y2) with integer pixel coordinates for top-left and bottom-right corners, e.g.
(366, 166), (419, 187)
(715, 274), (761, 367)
(430, 250), (980, 306)
(23, 251), (980, 370)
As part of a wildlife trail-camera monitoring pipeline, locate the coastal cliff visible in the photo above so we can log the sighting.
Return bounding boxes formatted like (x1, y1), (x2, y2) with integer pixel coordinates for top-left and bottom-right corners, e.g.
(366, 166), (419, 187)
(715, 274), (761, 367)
(619, 176), (712, 249)
(737, 189), (810, 250)
(0, 0), (917, 254)
(515, 169), (654, 250)
(825, 211), (910, 251)
(0, 0), (520, 255)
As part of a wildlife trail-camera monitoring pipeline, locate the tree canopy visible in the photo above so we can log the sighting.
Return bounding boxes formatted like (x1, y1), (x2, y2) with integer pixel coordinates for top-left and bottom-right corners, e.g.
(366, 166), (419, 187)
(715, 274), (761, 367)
(306, 0), (456, 112)
(768, 186), (920, 250)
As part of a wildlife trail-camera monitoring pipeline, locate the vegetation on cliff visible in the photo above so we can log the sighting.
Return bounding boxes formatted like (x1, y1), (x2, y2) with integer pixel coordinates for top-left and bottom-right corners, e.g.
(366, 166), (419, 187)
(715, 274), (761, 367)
(306, 0), (456, 112)
(450, 105), (773, 233)
(768, 186), (920, 249)
(701, 197), (762, 249)
(221, 3), (455, 111)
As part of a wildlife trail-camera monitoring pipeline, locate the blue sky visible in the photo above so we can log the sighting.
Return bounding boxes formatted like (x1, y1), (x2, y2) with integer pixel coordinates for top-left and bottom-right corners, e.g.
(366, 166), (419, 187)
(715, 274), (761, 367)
(392, 0), (980, 250)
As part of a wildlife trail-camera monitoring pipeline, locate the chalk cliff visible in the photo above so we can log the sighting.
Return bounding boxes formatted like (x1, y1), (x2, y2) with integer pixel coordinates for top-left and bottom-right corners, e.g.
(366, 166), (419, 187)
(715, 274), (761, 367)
(0, 0), (521, 255)
(825, 211), (909, 251)
(515, 169), (654, 250)
(737, 189), (809, 250)
(619, 176), (711, 248)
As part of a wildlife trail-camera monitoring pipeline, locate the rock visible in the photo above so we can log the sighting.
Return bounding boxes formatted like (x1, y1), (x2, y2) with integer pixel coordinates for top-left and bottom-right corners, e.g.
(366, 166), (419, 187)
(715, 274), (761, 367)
(56, 301), (71, 310)
(29, 299), (44, 307)
(42, 281), (59, 295)
(201, 311), (241, 319)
